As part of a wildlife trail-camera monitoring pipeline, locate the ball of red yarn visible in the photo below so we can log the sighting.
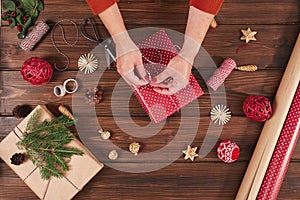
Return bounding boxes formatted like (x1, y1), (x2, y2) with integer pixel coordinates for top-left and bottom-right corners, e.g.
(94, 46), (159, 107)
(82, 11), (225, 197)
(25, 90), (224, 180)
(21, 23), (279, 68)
(20, 57), (53, 86)
(243, 96), (272, 122)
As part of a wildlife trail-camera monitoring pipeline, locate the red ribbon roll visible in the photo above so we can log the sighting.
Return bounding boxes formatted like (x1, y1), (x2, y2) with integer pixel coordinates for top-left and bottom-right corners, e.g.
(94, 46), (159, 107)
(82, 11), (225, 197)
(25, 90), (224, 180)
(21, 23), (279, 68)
(206, 58), (237, 91)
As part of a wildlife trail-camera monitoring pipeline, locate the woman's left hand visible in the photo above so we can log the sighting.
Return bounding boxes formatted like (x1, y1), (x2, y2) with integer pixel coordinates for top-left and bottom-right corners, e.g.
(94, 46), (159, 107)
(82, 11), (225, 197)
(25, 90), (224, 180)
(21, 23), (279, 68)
(150, 55), (192, 95)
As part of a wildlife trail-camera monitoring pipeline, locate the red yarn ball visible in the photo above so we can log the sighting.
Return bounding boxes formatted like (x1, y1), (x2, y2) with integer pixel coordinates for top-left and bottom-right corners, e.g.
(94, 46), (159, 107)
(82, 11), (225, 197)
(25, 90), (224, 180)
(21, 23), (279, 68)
(20, 57), (53, 86)
(243, 96), (272, 122)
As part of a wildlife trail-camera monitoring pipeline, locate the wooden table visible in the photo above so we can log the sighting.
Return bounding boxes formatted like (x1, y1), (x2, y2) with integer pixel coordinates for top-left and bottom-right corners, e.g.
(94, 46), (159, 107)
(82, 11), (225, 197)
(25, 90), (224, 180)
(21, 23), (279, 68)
(1, 0), (300, 199)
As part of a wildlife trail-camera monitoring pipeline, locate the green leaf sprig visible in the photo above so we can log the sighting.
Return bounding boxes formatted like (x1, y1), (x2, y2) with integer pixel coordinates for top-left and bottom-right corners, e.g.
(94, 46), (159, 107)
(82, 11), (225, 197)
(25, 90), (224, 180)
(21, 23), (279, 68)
(2, 0), (44, 39)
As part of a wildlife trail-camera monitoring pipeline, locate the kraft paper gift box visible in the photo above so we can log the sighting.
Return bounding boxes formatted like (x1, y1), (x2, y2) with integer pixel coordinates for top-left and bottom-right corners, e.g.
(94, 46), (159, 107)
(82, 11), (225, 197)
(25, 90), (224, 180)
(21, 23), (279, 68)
(0, 105), (103, 200)
(134, 30), (204, 123)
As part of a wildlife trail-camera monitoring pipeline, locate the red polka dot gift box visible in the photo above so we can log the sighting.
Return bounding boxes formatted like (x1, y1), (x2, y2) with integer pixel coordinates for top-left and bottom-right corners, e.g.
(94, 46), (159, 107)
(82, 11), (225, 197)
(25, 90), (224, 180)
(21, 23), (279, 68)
(134, 30), (204, 123)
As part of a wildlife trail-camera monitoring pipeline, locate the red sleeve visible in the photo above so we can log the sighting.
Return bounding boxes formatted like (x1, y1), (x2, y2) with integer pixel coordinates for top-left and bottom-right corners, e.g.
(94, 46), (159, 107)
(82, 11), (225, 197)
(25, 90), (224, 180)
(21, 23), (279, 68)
(190, 0), (224, 15)
(86, 0), (119, 15)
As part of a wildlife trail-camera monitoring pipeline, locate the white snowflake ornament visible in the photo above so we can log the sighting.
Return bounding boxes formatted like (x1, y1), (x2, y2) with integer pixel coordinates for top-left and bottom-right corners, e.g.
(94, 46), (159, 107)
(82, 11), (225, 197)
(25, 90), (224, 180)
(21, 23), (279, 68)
(210, 104), (231, 125)
(78, 53), (98, 74)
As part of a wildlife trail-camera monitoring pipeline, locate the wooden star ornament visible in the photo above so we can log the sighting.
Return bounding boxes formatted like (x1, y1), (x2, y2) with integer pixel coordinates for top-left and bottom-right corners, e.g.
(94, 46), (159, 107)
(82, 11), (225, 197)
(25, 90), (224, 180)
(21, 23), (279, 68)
(182, 145), (199, 161)
(240, 28), (257, 43)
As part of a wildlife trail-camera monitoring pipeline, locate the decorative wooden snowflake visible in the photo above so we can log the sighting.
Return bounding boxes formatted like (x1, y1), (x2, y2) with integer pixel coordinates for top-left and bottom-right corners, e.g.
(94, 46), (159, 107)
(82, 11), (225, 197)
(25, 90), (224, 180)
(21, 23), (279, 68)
(78, 53), (98, 74)
(210, 104), (231, 125)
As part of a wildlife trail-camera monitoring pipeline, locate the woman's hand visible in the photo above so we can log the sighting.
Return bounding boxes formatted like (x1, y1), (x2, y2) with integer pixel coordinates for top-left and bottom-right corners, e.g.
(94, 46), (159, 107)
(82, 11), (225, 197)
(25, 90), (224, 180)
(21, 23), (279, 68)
(98, 4), (147, 87)
(113, 32), (148, 86)
(151, 55), (192, 95)
(116, 47), (148, 86)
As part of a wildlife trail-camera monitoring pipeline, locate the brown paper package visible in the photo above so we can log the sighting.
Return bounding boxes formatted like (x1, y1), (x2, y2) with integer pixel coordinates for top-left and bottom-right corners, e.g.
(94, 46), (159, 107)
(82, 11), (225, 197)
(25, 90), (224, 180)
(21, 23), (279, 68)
(0, 105), (104, 200)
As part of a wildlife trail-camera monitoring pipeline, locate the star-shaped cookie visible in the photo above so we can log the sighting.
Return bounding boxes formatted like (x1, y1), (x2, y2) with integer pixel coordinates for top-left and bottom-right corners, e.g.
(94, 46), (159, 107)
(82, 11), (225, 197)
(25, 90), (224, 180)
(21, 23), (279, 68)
(240, 28), (257, 43)
(182, 145), (199, 161)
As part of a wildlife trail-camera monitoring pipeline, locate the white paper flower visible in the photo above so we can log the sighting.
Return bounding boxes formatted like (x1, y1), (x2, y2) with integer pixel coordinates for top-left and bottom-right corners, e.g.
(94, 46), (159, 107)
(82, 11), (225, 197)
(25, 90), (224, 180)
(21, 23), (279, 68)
(210, 104), (231, 125)
(78, 53), (98, 74)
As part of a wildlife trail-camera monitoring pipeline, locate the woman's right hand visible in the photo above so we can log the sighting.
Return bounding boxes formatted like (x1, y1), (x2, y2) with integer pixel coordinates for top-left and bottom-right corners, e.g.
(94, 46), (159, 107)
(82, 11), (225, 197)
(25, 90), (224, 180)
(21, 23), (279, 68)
(113, 32), (148, 87)
(97, 4), (148, 87)
(115, 45), (148, 86)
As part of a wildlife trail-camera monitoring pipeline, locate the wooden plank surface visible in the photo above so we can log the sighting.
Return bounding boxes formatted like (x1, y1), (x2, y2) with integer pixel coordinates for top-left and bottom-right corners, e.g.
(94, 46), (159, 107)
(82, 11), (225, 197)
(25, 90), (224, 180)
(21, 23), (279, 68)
(21, 0), (300, 25)
(2, 116), (300, 161)
(1, 0), (300, 199)
(1, 162), (300, 199)
(1, 25), (300, 70)
(0, 70), (283, 116)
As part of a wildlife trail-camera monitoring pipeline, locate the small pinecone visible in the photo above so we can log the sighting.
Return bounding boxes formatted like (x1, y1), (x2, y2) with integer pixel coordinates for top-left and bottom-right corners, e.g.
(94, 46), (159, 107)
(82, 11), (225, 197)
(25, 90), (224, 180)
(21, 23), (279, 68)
(13, 105), (32, 118)
(235, 65), (258, 72)
(85, 87), (103, 104)
(94, 89), (103, 103)
(10, 153), (26, 165)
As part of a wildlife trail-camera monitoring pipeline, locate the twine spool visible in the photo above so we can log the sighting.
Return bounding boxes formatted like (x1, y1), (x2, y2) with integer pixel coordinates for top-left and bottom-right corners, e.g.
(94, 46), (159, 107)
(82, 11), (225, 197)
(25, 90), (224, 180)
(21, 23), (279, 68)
(243, 96), (272, 122)
(20, 21), (50, 52)
(53, 85), (66, 97)
(207, 58), (237, 91)
(20, 57), (53, 86)
(63, 78), (78, 94)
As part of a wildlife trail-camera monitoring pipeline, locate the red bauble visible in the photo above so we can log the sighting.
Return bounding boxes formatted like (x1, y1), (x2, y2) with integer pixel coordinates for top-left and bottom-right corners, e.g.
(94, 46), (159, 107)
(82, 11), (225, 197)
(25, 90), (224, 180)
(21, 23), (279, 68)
(217, 140), (240, 163)
(20, 57), (53, 86)
(243, 96), (272, 122)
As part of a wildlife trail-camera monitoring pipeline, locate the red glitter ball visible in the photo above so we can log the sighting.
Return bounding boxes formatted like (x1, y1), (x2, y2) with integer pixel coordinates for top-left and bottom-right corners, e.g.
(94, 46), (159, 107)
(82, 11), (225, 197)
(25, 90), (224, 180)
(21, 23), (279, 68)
(243, 96), (272, 122)
(217, 140), (240, 163)
(20, 57), (53, 86)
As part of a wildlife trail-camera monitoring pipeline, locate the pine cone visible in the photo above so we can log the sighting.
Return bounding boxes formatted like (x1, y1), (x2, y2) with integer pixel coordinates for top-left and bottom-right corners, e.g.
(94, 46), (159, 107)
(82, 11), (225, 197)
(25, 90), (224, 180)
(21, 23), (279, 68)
(235, 65), (258, 72)
(94, 88), (103, 104)
(85, 87), (103, 104)
(10, 153), (26, 165)
(12, 105), (32, 118)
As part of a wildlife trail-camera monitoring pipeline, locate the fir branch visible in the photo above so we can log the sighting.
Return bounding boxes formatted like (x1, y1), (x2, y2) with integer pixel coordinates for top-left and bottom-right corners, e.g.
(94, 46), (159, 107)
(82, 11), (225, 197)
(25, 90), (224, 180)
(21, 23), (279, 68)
(53, 153), (69, 171)
(53, 147), (84, 155)
(18, 110), (84, 180)
(25, 108), (42, 131)
(26, 148), (45, 167)
(29, 115), (75, 135)
(40, 166), (64, 180)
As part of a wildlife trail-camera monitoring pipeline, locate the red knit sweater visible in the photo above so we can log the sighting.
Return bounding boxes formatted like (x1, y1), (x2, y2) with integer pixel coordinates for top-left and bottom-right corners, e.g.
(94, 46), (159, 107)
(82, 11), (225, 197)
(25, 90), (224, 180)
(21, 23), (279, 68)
(86, 0), (224, 16)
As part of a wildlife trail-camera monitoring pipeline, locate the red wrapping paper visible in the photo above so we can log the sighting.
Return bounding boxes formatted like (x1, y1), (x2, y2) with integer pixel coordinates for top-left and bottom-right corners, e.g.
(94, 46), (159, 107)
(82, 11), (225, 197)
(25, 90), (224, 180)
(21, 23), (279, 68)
(257, 84), (300, 200)
(135, 30), (204, 123)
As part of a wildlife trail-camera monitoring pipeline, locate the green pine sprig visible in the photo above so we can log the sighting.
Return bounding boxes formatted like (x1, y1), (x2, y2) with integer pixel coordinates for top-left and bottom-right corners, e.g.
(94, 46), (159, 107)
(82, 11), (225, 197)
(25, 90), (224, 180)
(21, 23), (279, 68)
(17, 109), (84, 180)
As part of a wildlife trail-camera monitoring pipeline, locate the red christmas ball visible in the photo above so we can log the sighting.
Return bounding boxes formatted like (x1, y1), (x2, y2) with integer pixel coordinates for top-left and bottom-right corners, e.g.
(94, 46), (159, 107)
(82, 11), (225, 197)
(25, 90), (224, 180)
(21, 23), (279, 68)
(20, 57), (53, 86)
(217, 140), (240, 163)
(243, 96), (272, 122)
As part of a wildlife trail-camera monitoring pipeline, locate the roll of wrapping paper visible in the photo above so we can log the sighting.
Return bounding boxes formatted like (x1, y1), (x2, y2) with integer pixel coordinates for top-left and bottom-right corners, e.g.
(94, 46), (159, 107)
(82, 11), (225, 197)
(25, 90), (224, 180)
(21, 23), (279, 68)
(257, 84), (300, 200)
(236, 34), (300, 200)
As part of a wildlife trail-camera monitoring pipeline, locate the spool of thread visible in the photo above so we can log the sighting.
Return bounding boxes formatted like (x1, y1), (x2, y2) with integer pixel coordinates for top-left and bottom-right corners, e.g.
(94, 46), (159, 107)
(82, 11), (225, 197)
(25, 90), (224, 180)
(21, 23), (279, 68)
(20, 21), (50, 52)
(53, 85), (66, 97)
(63, 78), (78, 94)
(206, 58), (237, 91)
